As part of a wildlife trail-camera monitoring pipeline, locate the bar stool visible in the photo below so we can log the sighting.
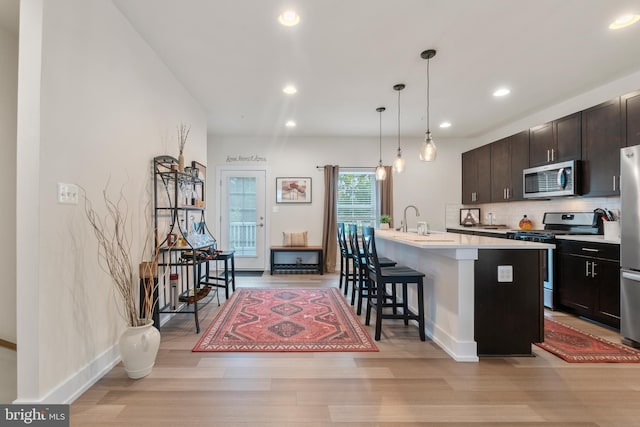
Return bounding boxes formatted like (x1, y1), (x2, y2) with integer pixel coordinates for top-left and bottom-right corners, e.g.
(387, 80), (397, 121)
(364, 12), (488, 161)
(200, 251), (236, 300)
(337, 223), (355, 296)
(348, 224), (397, 315)
(362, 227), (426, 341)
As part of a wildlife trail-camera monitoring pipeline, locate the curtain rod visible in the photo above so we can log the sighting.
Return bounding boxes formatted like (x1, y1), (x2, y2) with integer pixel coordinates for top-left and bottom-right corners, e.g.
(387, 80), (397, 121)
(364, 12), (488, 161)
(315, 166), (375, 170)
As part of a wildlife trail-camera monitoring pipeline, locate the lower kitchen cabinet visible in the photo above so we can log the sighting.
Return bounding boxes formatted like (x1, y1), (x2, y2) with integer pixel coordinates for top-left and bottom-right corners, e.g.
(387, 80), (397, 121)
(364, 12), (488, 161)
(556, 239), (620, 328)
(474, 249), (544, 355)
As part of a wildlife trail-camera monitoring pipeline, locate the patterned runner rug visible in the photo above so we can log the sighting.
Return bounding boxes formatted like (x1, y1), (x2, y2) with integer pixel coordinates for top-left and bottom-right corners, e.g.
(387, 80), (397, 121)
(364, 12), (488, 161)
(193, 287), (378, 352)
(535, 318), (640, 363)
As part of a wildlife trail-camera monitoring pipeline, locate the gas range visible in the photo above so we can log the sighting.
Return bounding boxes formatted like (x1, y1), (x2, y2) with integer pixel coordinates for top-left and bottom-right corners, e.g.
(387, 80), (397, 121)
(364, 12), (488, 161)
(506, 212), (602, 243)
(505, 212), (602, 310)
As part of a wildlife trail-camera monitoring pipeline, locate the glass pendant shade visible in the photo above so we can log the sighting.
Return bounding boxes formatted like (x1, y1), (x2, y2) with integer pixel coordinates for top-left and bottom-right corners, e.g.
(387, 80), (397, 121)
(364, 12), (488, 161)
(420, 131), (437, 161)
(375, 163), (387, 180)
(420, 49), (437, 162)
(393, 149), (405, 173)
(393, 83), (405, 173)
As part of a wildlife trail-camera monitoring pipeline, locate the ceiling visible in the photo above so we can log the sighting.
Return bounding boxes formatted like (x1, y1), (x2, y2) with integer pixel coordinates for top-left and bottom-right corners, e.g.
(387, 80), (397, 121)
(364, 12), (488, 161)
(10, 1), (640, 140)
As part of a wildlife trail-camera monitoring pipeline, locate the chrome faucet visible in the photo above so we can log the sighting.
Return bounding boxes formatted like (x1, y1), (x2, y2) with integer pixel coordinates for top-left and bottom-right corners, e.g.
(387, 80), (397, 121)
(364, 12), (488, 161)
(401, 205), (420, 232)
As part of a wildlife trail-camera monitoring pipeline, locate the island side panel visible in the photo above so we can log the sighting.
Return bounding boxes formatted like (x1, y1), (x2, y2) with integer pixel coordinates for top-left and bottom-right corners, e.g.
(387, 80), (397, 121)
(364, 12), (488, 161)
(375, 237), (480, 362)
(474, 249), (544, 356)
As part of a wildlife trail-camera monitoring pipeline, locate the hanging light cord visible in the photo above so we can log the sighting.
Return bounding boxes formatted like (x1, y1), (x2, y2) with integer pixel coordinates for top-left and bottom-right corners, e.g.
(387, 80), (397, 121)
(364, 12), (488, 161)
(379, 109), (383, 162)
(426, 57), (430, 132)
(397, 90), (401, 150)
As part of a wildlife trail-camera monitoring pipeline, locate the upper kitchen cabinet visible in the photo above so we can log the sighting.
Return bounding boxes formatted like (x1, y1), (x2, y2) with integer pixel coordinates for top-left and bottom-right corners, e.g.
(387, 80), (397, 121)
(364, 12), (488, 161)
(529, 112), (581, 167)
(490, 131), (529, 202)
(581, 98), (623, 197)
(623, 90), (640, 147)
(462, 144), (491, 204)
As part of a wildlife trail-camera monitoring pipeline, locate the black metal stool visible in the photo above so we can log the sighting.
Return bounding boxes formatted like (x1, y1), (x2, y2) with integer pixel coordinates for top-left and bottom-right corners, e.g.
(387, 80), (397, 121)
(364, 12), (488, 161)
(200, 251), (236, 300)
(362, 227), (426, 341)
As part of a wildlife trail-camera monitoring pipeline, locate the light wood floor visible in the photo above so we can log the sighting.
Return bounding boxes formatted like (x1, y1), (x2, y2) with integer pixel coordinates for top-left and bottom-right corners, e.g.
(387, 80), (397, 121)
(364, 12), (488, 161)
(71, 273), (640, 426)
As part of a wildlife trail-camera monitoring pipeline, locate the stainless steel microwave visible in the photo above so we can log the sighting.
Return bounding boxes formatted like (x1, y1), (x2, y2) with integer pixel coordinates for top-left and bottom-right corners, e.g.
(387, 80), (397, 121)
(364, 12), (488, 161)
(523, 160), (581, 199)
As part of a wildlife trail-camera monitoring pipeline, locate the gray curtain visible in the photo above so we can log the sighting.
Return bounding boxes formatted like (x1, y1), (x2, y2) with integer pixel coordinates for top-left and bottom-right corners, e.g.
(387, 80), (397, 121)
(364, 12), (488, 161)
(380, 166), (394, 227)
(322, 165), (339, 273)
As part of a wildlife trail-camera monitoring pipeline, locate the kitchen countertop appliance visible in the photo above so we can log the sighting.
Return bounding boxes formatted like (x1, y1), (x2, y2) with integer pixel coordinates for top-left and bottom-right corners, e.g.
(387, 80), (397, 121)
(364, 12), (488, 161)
(620, 145), (640, 348)
(523, 160), (582, 199)
(507, 211), (601, 309)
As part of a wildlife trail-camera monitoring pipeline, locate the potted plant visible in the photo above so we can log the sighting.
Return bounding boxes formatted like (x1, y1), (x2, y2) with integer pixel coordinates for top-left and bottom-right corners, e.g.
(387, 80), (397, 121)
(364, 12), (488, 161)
(83, 187), (161, 379)
(380, 214), (392, 229)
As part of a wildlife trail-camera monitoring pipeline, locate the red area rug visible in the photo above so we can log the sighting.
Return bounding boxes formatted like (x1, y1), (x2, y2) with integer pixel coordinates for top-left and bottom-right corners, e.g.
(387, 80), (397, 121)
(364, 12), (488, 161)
(193, 288), (378, 352)
(535, 318), (640, 363)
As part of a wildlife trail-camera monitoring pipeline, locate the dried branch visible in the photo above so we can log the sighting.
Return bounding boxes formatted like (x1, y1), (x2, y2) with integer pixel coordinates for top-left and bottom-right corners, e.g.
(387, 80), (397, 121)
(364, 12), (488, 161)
(178, 123), (191, 155)
(84, 185), (159, 327)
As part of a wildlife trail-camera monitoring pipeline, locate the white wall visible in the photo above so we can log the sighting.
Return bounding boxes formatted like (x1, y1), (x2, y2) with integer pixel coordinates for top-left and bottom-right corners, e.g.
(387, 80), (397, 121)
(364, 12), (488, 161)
(207, 135), (477, 251)
(0, 18), (18, 344)
(16, 0), (206, 403)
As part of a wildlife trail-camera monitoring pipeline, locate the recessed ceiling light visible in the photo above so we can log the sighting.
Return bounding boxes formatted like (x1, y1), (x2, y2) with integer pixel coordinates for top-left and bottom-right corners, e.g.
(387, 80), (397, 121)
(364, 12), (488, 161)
(439, 122), (451, 128)
(493, 88), (510, 97)
(285, 120), (296, 128)
(283, 85), (297, 95)
(278, 10), (300, 26)
(609, 14), (640, 29)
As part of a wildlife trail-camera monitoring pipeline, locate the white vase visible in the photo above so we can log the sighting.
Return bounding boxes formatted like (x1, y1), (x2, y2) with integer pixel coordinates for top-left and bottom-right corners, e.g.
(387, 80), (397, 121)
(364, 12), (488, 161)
(118, 320), (160, 379)
(380, 223), (389, 230)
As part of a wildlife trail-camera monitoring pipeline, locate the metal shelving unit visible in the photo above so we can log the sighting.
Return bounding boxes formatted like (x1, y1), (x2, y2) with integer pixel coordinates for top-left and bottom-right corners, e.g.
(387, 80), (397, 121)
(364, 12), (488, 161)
(153, 155), (218, 333)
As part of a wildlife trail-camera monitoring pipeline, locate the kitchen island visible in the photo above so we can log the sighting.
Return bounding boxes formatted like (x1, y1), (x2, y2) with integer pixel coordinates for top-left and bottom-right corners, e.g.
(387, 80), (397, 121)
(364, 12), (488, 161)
(374, 229), (553, 362)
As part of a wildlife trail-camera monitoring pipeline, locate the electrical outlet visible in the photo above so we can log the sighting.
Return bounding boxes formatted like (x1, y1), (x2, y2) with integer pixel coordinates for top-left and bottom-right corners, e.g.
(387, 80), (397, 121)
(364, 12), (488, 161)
(497, 265), (513, 282)
(57, 183), (79, 205)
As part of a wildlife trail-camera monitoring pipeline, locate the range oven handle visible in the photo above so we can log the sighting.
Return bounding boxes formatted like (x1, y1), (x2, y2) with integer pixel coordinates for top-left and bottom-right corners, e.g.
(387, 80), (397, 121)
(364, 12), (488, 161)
(557, 168), (567, 189)
(622, 271), (640, 282)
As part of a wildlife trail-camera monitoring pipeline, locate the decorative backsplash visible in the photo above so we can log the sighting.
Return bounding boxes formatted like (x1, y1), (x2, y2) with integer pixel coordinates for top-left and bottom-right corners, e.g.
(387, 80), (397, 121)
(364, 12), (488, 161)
(445, 196), (620, 230)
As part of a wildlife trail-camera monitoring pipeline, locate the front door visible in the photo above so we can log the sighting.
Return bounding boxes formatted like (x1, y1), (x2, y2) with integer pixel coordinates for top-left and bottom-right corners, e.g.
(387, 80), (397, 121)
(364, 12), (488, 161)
(218, 169), (267, 270)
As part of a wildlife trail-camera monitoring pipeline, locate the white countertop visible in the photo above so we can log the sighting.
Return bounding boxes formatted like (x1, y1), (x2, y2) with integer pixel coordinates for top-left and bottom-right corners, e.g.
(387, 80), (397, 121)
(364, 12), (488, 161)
(376, 229), (554, 250)
(446, 225), (620, 245)
(445, 225), (513, 235)
(555, 234), (621, 245)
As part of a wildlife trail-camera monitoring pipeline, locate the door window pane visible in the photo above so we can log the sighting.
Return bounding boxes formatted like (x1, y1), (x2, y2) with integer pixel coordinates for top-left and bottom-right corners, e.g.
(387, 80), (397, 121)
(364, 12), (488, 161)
(228, 177), (257, 256)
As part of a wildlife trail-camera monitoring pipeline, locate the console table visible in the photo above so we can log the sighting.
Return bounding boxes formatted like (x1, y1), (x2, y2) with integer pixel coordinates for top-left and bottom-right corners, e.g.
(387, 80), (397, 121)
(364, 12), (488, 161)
(270, 246), (324, 275)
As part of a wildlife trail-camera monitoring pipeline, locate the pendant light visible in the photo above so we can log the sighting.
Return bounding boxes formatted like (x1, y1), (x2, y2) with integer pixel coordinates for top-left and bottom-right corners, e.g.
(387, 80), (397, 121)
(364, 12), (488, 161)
(419, 49), (437, 162)
(375, 107), (387, 181)
(392, 83), (406, 173)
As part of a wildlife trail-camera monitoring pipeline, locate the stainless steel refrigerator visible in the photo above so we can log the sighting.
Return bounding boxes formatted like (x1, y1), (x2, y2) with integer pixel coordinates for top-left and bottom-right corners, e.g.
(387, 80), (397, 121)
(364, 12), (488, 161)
(620, 144), (640, 348)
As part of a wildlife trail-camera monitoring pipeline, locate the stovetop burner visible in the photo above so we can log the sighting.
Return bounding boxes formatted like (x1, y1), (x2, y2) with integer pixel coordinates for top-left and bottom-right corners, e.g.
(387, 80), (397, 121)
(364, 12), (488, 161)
(506, 211), (602, 242)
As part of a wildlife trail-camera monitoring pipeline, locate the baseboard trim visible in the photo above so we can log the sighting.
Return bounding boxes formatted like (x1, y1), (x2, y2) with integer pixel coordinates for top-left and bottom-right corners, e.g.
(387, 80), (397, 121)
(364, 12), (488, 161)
(13, 344), (120, 404)
(0, 338), (17, 351)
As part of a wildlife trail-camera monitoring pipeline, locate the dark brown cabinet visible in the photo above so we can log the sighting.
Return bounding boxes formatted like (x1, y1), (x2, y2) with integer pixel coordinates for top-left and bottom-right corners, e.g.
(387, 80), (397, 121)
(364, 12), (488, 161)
(490, 131), (529, 202)
(475, 249), (544, 355)
(462, 145), (491, 204)
(529, 112), (582, 167)
(581, 98), (624, 196)
(623, 90), (640, 147)
(556, 240), (620, 328)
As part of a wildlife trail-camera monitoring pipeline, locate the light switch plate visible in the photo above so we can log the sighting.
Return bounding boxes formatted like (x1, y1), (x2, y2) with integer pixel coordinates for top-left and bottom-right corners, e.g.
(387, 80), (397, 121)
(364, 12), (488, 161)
(497, 265), (513, 282)
(58, 183), (79, 205)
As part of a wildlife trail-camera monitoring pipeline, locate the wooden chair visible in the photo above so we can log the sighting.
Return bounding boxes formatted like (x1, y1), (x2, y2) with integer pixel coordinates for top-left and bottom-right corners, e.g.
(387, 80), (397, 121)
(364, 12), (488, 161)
(362, 226), (426, 341)
(348, 224), (396, 315)
(337, 223), (355, 296)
